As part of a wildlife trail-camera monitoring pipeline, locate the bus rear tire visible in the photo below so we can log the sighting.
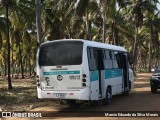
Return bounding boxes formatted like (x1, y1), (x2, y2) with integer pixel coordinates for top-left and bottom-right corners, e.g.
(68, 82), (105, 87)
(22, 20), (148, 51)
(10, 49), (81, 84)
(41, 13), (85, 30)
(104, 87), (112, 105)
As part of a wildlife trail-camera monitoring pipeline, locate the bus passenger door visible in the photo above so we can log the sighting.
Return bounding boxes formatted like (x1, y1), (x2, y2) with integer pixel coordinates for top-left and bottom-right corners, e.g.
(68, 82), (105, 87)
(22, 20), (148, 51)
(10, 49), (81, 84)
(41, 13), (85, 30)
(96, 49), (105, 98)
(88, 48), (99, 100)
(88, 48), (104, 100)
(119, 53), (129, 91)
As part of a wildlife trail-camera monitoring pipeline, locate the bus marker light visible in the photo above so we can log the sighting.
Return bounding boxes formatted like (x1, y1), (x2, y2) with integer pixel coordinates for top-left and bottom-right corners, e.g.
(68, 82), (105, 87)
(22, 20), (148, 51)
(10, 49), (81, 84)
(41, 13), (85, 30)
(70, 93), (74, 95)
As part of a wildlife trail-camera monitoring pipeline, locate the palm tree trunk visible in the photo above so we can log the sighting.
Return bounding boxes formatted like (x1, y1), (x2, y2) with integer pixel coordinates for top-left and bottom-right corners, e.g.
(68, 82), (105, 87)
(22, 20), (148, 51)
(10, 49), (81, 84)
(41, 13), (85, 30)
(18, 42), (24, 79)
(4, 51), (7, 76)
(139, 50), (142, 72)
(102, 9), (106, 43)
(132, 26), (139, 72)
(155, 31), (159, 66)
(35, 0), (42, 45)
(85, 8), (91, 40)
(28, 55), (32, 76)
(148, 17), (152, 72)
(6, 5), (12, 89)
(112, 23), (115, 45)
(11, 45), (14, 78)
(114, 28), (119, 46)
(112, 23), (119, 45)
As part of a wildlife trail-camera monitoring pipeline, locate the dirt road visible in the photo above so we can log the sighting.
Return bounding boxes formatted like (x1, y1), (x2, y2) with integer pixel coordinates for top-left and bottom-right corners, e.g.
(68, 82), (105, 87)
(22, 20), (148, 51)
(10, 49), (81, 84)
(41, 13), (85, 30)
(33, 73), (160, 111)
(6, 73), (160, 120)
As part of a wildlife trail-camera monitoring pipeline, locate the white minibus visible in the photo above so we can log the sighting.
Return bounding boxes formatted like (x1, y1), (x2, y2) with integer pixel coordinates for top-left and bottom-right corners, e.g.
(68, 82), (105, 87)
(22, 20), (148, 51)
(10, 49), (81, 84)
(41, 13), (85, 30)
(36, 39), (134, 105)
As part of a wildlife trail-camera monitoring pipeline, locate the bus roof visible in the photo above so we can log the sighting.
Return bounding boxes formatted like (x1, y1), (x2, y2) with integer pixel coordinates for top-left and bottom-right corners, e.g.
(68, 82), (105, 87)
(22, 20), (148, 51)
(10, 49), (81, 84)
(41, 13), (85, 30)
(41, 39), (127, 52)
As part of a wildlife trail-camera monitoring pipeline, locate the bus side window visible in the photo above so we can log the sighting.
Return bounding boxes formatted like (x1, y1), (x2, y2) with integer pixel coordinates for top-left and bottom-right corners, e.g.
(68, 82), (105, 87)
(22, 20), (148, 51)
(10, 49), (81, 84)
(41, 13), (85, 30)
(109, 51), (112, 59)
(114, 52), (122, 68)
(87, 48), (97, 71)
(113, 51), (119, 69)
(103, 50), (113, 69)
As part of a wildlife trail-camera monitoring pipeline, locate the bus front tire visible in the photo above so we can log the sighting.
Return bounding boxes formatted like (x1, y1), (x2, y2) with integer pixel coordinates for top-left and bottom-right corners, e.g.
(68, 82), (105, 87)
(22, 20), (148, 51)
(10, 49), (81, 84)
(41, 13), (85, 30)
(122, 82), (131, 96)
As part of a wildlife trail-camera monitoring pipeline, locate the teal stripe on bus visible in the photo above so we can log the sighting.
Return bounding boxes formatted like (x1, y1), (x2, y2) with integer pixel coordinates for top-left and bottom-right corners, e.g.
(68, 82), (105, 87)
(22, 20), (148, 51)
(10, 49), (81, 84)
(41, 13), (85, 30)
(105, 69), (122, 79)
(90, 71), (99, 81)
(43, 71), (80, 75)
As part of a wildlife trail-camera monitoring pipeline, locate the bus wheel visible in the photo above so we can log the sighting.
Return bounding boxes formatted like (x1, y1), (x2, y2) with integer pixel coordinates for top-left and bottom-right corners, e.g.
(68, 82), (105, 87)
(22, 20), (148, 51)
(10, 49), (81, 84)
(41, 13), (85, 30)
(104, 87), (112, 105)
(66, 100), (76, 105)
(122, 82), (131, 96)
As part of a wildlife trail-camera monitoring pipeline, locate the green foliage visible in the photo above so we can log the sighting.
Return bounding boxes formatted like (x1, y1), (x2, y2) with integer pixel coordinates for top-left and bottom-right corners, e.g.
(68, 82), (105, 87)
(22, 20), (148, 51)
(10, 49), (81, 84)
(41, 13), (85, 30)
(0, 0), (160, 75)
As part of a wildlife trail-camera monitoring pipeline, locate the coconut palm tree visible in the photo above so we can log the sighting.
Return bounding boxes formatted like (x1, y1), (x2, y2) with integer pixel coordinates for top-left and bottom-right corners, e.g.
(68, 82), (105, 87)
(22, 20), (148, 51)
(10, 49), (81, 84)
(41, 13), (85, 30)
(8, 0), (35, 79)
(143, 0), (159, 71)
(125, 0), (155, 71)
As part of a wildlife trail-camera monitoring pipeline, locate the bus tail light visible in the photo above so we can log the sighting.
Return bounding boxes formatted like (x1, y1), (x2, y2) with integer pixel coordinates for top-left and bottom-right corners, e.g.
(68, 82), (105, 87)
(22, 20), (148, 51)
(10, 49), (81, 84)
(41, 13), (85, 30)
(82, 79), (86, 82)
(37, 78), (40, 87)
(70, 93), (74, 95)
(83, 74), (86, 78)
(36, 75), (39, 78)
(82, 74), (87, 88)
(37, 83), (40, 87)
(82, 83), (86, 87)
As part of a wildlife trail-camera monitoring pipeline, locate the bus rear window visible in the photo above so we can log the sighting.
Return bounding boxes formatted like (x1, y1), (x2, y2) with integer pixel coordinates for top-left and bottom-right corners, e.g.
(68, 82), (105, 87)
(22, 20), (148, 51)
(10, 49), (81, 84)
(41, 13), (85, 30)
(39, 41), (83, 66)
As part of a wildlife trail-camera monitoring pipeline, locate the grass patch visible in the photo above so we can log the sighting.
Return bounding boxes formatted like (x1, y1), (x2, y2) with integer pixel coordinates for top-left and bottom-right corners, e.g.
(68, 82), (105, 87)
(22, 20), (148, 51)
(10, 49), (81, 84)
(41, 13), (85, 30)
(0, 77), (39, 111)
(0, 93), (17, 104)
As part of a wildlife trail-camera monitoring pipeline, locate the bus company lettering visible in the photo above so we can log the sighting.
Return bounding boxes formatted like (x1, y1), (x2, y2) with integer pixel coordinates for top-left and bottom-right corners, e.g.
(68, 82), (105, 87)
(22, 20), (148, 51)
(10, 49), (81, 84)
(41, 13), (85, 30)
(67, 87), (81, 89)
(43, 87), (54, 89)
(69, 75), (80, 80)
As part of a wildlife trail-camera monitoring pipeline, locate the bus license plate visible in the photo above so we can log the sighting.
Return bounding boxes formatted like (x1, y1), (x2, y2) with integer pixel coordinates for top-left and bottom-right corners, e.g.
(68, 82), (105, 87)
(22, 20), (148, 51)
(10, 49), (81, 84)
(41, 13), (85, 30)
(54, 93), (66, 98)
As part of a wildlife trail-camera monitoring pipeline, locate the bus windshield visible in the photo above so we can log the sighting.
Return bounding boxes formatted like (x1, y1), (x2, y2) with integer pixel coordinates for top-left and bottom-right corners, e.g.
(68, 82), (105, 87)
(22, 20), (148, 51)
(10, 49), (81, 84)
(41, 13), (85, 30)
(39, 41), (83, 66)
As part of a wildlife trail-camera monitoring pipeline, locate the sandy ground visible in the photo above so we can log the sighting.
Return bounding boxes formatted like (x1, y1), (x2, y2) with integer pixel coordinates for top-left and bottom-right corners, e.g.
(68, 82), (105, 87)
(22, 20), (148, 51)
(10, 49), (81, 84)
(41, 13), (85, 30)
(4, 72), (160, 120)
